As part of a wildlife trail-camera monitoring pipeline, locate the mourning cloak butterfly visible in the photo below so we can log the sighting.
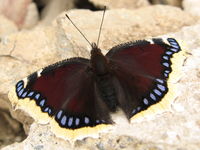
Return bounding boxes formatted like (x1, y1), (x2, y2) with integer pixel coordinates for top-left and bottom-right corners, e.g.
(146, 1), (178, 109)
(8, 9), (185, 141)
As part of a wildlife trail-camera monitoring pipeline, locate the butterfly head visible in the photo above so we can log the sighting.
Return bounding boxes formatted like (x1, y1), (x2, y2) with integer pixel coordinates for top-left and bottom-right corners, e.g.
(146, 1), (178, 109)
(90, 43), (109, 75)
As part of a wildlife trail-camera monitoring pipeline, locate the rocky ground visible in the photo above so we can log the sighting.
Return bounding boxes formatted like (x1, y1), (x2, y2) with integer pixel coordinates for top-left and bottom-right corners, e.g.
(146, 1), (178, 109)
(0, 0), (200, 149)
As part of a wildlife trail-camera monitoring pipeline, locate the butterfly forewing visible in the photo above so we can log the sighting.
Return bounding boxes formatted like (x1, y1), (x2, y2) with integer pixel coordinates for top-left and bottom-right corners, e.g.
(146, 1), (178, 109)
(15, 57), (112, 129)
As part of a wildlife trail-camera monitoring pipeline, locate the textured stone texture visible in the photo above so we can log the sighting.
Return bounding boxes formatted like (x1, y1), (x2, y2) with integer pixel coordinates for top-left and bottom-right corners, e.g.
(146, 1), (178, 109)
(60, 5), (196, 51)
(0, 15), (18, 37)
(22, 2), (39, 29)
(0, 0), (39, 28)
(0, 110), (25, 149)
(183, 0), (200, 17)
(89, 0), (150, 9)
(40, 0), (75, 25)
(0, 4), (200, 150)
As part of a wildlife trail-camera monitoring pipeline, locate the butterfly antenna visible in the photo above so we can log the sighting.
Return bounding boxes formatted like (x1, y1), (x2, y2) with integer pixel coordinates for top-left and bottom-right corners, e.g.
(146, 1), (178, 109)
(65, 14), (92, 47)
(97, 6), (106, 47)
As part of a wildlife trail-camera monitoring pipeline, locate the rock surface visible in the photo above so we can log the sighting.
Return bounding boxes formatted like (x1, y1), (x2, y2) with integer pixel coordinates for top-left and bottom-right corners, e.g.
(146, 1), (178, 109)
(40, 0), (75, 25)
(60, 5), (196, 50)
(0, 0), (39, 28)
(183, 0), (200, 17)
(0, 15), (18, 37)
(22, 2), (39, 29)
(0, 2), (200, 150)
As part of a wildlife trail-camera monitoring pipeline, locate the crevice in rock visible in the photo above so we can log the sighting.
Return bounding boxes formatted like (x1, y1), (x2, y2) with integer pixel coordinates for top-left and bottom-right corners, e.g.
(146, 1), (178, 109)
(148, 0), (183, 8)
(32, 0), (46, 16)
(75, 0), (103, 10)
(0, 109), (26, 149)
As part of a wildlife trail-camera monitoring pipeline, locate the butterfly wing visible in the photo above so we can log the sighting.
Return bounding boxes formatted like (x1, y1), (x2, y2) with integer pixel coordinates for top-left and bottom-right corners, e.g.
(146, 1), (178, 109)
(9, 57), (112, 140)
(106, 38), (182, 119)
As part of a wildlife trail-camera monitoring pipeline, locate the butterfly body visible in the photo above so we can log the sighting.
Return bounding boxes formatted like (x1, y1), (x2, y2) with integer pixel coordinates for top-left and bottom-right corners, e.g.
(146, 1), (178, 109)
(90, 43), (118, 112)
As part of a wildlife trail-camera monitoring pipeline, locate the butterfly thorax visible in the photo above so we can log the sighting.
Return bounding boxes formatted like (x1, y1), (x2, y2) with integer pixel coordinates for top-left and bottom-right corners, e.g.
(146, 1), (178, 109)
(90, 43), (109, 75)
(90, 43), (118, 112)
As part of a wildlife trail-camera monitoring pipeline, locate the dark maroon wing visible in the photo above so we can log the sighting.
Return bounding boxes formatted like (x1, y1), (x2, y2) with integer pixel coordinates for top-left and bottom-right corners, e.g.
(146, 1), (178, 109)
(106, 38), (181, 119)
(15, 58), (112, 129)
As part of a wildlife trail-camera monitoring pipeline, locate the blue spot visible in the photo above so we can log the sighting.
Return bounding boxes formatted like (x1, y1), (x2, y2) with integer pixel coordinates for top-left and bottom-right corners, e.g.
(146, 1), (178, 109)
(163, 55), (169, 60)
(61, 115), (67, 126)
(48, 108), (52, 115)
(165, 70), (170, 74)
(166, 51), (173, 55)
(44, 107), (49, 112)
(56, 110), (63, 119)
(18, 89), (24, 97)
(163, 62), (169, 67)
(27, 91), (34, 97)
(156, 78), (164, 84)
(132, 109), (136, 115)
(137, 107), (141, 111)
(167, 38), (175, 42)
(164, 73), (168, 77)
(96, 120), (100, 123)
(153, 89), (162, 96)
(101, 120), (105, 123)
(143, 98), (149, 105)
(75, 118), (80, 126)
(169, 41), (178, 46)
(35, 94), (40, 100)
(170, 47), (178, 52)
(68, 117), (73, 127)
(17, 85), (23, 92)
(17, 81), (23, 87)
(39, 99), (45, 107)
(150, 93), (156, 101)
(21, 91), (28, 98)
(84, 117), (89, 124)
(157, 84), (166, 92)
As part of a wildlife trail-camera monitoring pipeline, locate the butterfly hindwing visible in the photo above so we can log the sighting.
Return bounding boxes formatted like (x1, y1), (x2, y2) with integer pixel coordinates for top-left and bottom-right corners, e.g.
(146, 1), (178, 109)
(106, 38), (181, 119)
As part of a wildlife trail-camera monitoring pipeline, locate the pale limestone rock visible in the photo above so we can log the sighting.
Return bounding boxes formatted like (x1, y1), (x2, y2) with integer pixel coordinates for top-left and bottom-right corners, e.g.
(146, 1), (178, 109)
(183, 0), (200, 17)
(40, 0), (75, 25)
(1, 5), (200, 150)
(89, 0), (150, 9)
(0, 15), (18, 37)
(57, 5), (196, 51)
(0, 0), (32, 28)
(22, 2), (39, 29)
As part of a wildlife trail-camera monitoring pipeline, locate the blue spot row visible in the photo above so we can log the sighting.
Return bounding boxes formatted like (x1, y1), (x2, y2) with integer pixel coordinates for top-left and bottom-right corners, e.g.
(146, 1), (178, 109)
(55, 110), (100, 129)
(131, 38), (180, 117)
(43, 106), (52, 115)
(138, 78), (167, 109)
(16, 81), (23, 88)
(167, 38), (180, 51)
(15, 80), (51, 116)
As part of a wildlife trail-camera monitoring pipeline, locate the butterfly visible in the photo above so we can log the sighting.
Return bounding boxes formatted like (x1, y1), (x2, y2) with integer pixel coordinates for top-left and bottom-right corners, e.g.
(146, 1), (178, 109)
(8, 36), (183, 139)
(8, 8), (184, 141)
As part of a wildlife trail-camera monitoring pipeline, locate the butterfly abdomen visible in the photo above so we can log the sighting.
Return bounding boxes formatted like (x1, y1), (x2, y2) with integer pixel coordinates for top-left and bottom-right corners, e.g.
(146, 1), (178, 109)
(95, 73), (118, 112)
